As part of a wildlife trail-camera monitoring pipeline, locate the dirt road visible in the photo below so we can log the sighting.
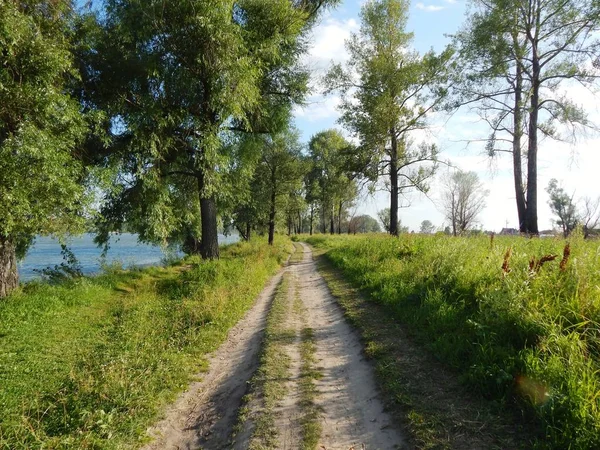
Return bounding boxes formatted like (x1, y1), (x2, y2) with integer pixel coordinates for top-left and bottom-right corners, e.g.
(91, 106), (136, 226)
(143, 243), (405, 449)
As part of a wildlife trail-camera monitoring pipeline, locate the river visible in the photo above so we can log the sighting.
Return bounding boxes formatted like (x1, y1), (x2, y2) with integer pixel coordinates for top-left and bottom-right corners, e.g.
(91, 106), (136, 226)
(19, 233), (239, 281)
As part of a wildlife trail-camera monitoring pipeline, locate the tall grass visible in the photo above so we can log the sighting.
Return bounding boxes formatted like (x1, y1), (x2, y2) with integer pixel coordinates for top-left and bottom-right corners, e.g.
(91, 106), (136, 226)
(305, 232), (600, 449)
(0, 238), (290, 449)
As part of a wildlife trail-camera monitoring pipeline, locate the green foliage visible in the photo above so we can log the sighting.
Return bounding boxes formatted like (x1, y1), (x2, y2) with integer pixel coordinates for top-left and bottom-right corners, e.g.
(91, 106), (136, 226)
(377, 208), (408, 233)
(546, 179), (578, 237)
(419, 220), (435, 234)
(82, 0), (337, 252)
(306, 129), (359, 233)
(0, 238), (290, 448)
(0, 1), (88, 244)
(348, 215), (381, 233)
(306, 233), (600, 449)
(441, 170), (488, 236)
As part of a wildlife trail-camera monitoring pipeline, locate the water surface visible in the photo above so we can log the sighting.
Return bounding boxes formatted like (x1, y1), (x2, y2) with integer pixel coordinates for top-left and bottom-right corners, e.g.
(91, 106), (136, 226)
(19, 233), (239, 281)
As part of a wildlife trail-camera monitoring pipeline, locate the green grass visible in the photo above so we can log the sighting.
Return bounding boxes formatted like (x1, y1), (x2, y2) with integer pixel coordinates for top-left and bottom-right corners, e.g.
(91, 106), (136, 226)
(298, 324), (321, 450)
(303, 232), (600, 450)
(243, 273), (293, 450)
(289, 242), (304, 264)
(0, 237), (290, 449)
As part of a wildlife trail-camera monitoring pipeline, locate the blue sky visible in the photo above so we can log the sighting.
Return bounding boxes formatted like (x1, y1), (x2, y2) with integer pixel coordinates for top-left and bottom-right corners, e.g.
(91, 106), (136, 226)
(294, 0), (600, 232)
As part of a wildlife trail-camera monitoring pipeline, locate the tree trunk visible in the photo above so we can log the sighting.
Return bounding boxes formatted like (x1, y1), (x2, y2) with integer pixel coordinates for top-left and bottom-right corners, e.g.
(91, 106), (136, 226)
(297, 211), (302, 234)
(200, 197), (220, 259)
(512, 60), (527, 232)
(0, 237), (19, 298)
(329, 206), (335, 235)
(526, 50), (540, 235)
(309, 205), (314, 235)
(337, 201), (343, 234)
(268, 180), (276, 246)
(197, 176), (220, 259)
(246, 221), (251, 241)
(389, 130), (399, 236)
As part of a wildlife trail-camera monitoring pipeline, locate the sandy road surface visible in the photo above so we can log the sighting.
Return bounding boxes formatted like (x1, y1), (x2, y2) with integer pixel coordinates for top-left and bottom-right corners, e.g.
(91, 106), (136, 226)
(143, 243), (405, 449)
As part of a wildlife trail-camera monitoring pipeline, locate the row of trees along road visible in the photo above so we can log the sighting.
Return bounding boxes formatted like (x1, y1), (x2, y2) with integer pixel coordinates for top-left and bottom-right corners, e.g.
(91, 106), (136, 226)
(0, 0), (343, 297)
(2, 0), (599, 297)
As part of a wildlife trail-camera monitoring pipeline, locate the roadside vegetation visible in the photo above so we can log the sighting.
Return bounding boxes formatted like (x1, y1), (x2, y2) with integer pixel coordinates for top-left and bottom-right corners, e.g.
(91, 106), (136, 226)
(0, 239), (290, 449)
(304, 233), (600, 449)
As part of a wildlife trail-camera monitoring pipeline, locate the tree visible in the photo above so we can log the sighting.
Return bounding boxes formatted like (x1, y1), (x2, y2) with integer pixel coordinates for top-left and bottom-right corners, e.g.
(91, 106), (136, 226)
(0, 1), (88, 297)
(420, 220), (436, 234)
(580, 196), (600, 238)
(441, 171), (488, 236)
(377, 208), (408, 234)
(546, 179), (578, 237)
(348, 215), (381, 234)
(253, 129), (306, 245)
(87, 0), (338, 259)
(325, 0), (452, 236)
(455, 0), (600, 234)
(306, 130), (358, 235)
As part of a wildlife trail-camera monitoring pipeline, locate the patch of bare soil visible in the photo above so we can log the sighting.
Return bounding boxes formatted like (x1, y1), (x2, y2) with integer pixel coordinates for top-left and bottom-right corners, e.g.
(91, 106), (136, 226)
(142, 270), (284, 450)
(297, 243), (405, 450)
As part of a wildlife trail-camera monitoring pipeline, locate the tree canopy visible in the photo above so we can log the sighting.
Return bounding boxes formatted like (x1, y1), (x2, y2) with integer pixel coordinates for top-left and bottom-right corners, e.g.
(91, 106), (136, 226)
(0, 0), (88, 296)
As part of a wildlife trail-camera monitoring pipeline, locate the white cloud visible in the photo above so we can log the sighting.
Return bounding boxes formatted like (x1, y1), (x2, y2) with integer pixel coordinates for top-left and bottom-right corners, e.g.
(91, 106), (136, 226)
(415, 3), (445, 12)
(294, 95), (342, 122)
(304, 18), (359, 73)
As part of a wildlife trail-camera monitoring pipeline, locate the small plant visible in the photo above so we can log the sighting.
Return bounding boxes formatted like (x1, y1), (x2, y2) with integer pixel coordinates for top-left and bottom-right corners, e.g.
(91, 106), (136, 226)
(528, 254), (558, 274)
(35, 244), (83, 283)
(501, 246), (512, 275)
(559, 243), (571, 272)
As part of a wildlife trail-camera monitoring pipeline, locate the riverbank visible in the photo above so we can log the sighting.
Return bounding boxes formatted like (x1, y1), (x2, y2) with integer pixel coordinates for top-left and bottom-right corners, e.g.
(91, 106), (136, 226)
(18, 233), (240, 281)
(0, 238), (289, 449)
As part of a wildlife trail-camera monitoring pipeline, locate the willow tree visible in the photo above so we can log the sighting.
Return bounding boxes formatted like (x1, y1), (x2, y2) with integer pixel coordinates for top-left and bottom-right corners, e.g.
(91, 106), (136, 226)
(456, 0), (600, 234)
(87, 0), (337, 259)
(325, 0), (452, 236)
(0, 1), (87, 297)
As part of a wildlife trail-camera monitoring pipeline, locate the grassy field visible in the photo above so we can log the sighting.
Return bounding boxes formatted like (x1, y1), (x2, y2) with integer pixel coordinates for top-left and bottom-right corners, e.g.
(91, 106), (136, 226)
(302, 232), (600, 449)
(0, 238), (291, 449)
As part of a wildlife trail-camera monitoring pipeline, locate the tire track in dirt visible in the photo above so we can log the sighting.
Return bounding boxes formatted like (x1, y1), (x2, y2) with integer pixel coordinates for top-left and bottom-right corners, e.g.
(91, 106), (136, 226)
(296, 242), (405, 449)
(142, 269), (284, 450)
(143, 244), (405, 449)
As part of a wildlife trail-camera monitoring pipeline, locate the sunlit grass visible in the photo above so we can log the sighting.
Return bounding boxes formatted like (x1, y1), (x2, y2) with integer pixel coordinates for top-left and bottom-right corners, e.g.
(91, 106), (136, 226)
(0, 237), (290, 449)
(303, 231), (600, 449)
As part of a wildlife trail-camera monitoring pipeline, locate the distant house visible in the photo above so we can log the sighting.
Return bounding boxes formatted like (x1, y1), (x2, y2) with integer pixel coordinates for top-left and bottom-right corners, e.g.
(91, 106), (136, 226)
(500, 228), (519, 235)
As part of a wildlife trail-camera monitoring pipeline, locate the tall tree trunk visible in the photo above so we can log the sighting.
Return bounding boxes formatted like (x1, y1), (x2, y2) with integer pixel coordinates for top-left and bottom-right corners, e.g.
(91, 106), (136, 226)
(0, 237), (19, 298)
(512, 41), (527, 233)
(198, 176), (219, 259)
(330, 205), (335, 235)
(389, 130), (399, 236)
(309, 205), (314, 235)
(246, 221), (251, 241)
(297, 211), (302, 234)
(526, 49), (540, 235)
(268, 173), (277, 245)
(337, 201), (343, 234)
